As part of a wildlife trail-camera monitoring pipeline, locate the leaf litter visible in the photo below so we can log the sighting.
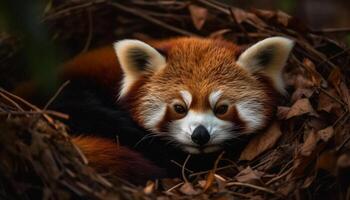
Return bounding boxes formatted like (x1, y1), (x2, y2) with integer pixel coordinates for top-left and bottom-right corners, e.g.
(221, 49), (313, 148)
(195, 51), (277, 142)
(1, 0), (350, 199)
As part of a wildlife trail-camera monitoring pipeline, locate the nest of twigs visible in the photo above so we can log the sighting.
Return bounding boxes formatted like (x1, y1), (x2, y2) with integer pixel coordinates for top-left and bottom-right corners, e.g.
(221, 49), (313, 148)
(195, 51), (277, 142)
(1, 1), (350, 199)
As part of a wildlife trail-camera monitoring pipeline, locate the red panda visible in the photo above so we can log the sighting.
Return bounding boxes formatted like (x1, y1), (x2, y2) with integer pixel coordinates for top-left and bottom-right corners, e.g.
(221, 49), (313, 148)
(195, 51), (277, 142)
(14, 37), (294, 184)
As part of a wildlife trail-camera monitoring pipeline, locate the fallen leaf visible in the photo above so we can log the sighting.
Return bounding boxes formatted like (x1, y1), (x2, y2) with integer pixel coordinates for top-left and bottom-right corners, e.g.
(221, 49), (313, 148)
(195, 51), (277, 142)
(300, 130), (318, 157)
(235, 166), (263, 185)
(300, 126), (334, 157)
(318, 126), (334, 142)
(291, 88), (314, 103)
(143, 181), (155, 194)
(318, 88), (342, 113)
(286, 98), (317, 119)
(231, 7), (250, 23)
(179, 182), (200, 196)
(328, 68), (342, 94)
(276, 10), (290, 26)
(276, 106), (290, 119)
(188, 5), (208, 30)
(340, 82), (350, 111)
(240, 122), (282, 161)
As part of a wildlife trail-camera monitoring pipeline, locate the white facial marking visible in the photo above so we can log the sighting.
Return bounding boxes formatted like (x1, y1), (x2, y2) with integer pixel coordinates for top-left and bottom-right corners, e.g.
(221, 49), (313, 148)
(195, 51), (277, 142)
(209, 90), (222, 108)
(236, 100), (264, 132)
(169, 110), (237, 154)
(142, 99), (167, 132)
(180, 90), (192, 107)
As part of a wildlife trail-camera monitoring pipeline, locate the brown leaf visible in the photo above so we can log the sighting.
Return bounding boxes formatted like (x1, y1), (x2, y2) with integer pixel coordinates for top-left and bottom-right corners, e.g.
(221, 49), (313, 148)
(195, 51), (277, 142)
(300, 130), (318, 157)
(240, 122), (282, 161)
(318, 126), (334, 142)
(188, 5), (208, 30)
(328, 68), (342, 94)
(286, 98), (316, 119)
(340, 82), (350, 111)
(291, 88), (314, 103)
(143, 181), (155, 194)
(318, 88), (342, 113)
(276, 106), (290, 119)
(301, 126), (334, 157)
(276, 10), (291, 26)
(179, 182), (200, 196)
(231, 7), (249, 24)
(235, 166), (263, 185)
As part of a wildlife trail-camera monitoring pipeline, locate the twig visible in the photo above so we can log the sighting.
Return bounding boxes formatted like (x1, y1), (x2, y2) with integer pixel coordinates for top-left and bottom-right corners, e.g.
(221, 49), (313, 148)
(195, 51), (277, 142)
(319, 87), (346, 108)
(203, 151), (225, 191)
(317, 47), (350, 67)
(0, 91), (24, 112)
(312, 27), (350, 34)
(80, 9), (93, 53)
(0, 110), (68, 119)
(108, 2), (198, 37)
(43, 81), (70, 111)
(0, 88), (53, 123)
(182, 154), (191, 183)
(42, 0), (105, 22)
(165, 182), (184, 193)
(189, 165), (235, 177)
(170, 160), (194, 173)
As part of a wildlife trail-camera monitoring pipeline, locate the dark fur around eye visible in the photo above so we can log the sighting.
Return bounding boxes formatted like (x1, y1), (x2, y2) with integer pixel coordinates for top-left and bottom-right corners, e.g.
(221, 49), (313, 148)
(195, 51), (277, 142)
(215, 105), (228, 115)
(173, 104), (187, 114)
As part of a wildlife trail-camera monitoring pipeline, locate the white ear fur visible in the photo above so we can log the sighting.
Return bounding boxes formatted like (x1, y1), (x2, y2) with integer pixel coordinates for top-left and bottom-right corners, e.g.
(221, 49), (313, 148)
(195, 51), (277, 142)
(114, 39), (166, 97)
(237, 37), (294, 94)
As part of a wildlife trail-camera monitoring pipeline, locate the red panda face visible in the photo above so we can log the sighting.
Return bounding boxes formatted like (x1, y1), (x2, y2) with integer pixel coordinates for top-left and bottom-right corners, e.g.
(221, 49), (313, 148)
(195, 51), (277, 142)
(115, 37), (294, 154)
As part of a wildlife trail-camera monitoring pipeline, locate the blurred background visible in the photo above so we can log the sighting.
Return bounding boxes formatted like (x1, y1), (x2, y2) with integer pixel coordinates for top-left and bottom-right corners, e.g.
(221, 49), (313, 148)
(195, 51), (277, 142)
(226, 0), (350, 30)
(0, 0), (349, 94)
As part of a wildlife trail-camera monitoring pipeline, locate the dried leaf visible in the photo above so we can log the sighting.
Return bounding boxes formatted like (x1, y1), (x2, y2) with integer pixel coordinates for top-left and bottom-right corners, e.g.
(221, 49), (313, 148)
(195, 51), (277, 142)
(300, 130), (318, 157)
(328, 68), (342, 94)
(203, 170), (215, 191)
(275, 10), (290, 26)
(235, 166), (263, 185)
(318, 88), (342, 113)
(340, 82), (350, 111)
(286, 98), (316, 119)
(188, 5), (208, 30)
(179, 182), (200, 196)
(318, 126), (334, 142)
(240, 122), (282, 161)
(143, 181), (155, 194)
(291, 88), (314, 103)
(231, 7), (249, 24)
(276, 106), (290, 119)
(301, 126), (334, 157)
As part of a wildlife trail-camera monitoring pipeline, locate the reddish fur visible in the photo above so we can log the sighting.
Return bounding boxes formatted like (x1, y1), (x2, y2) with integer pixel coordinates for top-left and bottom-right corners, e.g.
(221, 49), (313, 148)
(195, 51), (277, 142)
(123, 38), (279, 132)
(60, 46), (123, 92)
(71, 136), (164, 184)
(12, 37), (282, 184)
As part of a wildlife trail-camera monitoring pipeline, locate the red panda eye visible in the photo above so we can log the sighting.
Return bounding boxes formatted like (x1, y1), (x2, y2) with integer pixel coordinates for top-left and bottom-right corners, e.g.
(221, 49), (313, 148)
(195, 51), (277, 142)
(215, 105), (228, 115)
(173, 104), (187, 114)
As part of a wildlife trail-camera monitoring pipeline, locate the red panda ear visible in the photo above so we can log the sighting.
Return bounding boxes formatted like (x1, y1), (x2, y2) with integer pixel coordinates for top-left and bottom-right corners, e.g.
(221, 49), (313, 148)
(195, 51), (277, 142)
(114, 39), (166, 97)
(237, 37), (294, 94)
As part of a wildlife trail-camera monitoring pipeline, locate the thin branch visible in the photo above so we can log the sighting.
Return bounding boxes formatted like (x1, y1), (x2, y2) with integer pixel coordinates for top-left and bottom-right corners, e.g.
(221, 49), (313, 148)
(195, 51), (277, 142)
(108, 2), (199, 37)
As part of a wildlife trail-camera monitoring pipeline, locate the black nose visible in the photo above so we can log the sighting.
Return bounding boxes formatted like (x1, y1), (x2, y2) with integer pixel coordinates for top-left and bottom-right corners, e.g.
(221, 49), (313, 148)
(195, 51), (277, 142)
(191, 125), (210, 146)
